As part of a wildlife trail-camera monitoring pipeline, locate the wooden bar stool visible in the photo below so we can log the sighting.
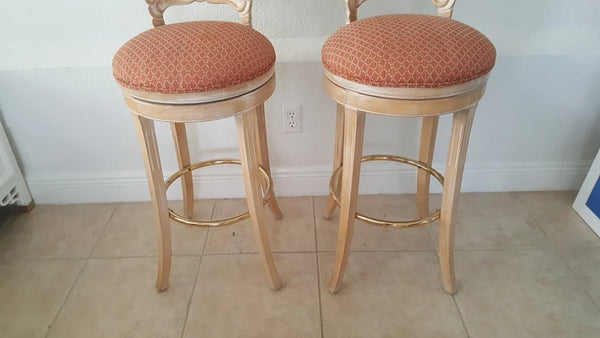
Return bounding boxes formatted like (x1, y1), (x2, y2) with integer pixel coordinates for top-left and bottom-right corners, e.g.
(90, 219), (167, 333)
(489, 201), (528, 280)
(322, 0), (496, 294)
(112, 0), (283, 291)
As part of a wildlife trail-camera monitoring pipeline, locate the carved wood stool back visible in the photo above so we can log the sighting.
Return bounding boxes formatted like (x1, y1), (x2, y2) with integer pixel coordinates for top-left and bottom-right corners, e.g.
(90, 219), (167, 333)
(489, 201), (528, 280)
(113, 0), (282, 292)
(322, 0), (496, 294)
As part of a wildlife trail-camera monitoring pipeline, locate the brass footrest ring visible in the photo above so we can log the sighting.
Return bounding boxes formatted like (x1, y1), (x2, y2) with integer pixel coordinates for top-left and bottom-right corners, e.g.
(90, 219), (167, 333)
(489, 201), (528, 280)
(329, 155), (444, 229)
(165, 159), (273, 227)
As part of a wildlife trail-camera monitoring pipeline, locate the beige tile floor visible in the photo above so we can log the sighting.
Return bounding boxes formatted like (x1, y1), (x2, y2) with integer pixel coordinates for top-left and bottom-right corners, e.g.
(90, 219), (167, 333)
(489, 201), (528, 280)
(1, 192), (599, 338)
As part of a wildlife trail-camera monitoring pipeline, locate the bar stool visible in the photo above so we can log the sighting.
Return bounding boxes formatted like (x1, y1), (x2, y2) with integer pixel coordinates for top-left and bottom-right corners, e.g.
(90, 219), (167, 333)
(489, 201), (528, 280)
(322, 0), (496, 294)
(112, 0), (282, 291)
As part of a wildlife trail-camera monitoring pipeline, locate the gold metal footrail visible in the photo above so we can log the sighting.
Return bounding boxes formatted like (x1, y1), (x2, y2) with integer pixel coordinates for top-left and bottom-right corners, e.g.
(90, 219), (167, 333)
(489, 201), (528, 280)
(165, 159), (273, 227)
(329, 154), (444, 228)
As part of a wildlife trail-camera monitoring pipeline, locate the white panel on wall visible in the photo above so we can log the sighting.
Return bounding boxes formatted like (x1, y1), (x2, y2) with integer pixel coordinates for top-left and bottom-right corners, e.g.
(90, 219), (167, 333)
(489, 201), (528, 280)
(0, 122), (33, 207)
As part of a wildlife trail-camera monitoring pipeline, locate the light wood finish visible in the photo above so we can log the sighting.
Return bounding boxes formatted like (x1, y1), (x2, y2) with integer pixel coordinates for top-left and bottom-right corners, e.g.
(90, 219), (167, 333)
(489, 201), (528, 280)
(439, 106), (476, 294)
(170, 123), (194, 218)
(121, 68), (274, 105)
(325, 0), (490, 294)
(324, 76), (486, 118)
(124, 76), (276, 123)
(417, 116), (439, 218)
(125, 75), (282, 290)
(120, 0), (283, 291)
(255, 103), (283, 219)
(325, 71), (488, 100)
(346, 0), (456, 23)
(236, 109), (282, 290)
(345, 0), (369, 23)
(324, 76), (484, 293)
(328, 107), (366, 293)
(431, 0), (457, 18)
(131, 115), (172, 292)
(147, 0), (252, 27)
(324, 103), (345, 219)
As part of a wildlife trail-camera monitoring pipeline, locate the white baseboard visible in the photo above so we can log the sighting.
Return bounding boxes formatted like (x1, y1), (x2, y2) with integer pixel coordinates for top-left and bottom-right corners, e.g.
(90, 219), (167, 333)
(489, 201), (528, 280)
(27, 161), (590, 204)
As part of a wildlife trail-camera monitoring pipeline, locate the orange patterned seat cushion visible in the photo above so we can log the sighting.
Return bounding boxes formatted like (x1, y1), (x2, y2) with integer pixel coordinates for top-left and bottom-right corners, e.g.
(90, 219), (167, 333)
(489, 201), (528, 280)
(113, 21), (275, 94)
(322, 14), (496, 88)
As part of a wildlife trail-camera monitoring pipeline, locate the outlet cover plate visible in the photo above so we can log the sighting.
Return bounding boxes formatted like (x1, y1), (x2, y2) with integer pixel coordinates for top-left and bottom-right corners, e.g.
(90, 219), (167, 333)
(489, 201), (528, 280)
(283, 105), (302, 133)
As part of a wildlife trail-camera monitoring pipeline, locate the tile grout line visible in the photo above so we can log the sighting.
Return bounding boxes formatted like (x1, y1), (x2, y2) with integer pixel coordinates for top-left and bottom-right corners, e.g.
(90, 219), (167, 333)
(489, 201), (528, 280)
(43, 203), (119, 338)
(204, 250), (318, 255)
(424, 223), (437, 251)
(179, 199), (216, 338)
(410, 193), (438, 253)
(311, 197), (325, 338)
(514, 193), (600, 311)
(514, 193), (598, 249)
(555, 248), (600, 313)
(453, 246), (559, 252)
(77, 254), (202, 259)
(451, 294), (472, 338)
(204, 248), (440, 255)
(0, 213), (15, 237)
(85, 250), (320, 260)
(515, 193), (552, 240)
(418, 199), (471, 338)
(29, 245), (577, 261)
(88, 203), (122, 259)
(423, 190), (472, 338)
(515, 192), (589, 250)
(318, 248), (437, 253)
(430, 242), (472, 338)
(1, 256), (96, 262)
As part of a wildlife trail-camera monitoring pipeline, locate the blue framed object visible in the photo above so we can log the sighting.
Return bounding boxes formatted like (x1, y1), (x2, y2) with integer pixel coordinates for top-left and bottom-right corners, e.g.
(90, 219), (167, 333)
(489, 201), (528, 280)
(586, 179), (600, 214)
(574, 149), (600, 237)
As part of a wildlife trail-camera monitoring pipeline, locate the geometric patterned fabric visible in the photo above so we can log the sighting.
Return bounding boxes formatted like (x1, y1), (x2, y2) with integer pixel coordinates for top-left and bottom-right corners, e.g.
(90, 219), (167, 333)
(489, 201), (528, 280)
(113, 21), (275, 94)
(322, 14), (496, 88)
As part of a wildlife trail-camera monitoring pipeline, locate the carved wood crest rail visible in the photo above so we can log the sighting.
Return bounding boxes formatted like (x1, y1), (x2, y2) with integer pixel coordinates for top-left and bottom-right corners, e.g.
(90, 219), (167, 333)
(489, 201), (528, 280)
(146, 0), (252, 27)
(346, 0), (456, 23)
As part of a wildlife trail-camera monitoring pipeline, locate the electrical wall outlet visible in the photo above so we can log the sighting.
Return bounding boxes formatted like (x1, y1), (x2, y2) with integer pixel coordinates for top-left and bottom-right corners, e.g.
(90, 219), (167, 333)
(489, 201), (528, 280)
(283, 105), (302, 133)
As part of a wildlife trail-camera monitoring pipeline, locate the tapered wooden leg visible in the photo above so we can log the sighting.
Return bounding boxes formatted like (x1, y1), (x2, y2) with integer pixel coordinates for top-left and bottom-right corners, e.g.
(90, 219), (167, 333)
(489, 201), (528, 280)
(171, 123), (193, 218)
(328, 106), (366, 294)
(255, 104), (283, 219)
(324, 104), (345, 219)
(236, 108), (282, 290)
(132, 114), (172, 292)
(439, 106), (476, 294)
(417, 116), (439, 217)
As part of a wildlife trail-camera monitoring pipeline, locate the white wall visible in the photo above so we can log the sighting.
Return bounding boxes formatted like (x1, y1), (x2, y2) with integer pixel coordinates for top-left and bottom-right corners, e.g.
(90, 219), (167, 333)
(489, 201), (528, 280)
(1, 0), (599, 203)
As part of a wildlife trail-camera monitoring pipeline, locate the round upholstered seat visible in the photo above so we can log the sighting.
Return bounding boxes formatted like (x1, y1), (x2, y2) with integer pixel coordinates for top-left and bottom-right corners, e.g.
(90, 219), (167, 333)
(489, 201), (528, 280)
(322, 14), (496, 89)
(113, 21), (275, 96)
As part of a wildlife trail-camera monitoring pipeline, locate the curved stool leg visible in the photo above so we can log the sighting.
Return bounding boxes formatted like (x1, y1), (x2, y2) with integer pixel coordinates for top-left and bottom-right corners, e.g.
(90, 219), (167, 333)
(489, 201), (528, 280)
(255, 104), (283, 219)
(171, 123), (194, 218)
(328, 107), (366, 293)
(132, 115), (172, 292)
(417, 116), (439, 217)
(236, 108), (283, 290)
(439, 106), (476, 294)
(324, 104), (345, 219)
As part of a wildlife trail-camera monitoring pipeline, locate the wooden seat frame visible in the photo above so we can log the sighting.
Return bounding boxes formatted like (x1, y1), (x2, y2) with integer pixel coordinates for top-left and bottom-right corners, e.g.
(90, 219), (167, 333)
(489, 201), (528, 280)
(119, 0), (282, 292)
(323, 0), (489, 294)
